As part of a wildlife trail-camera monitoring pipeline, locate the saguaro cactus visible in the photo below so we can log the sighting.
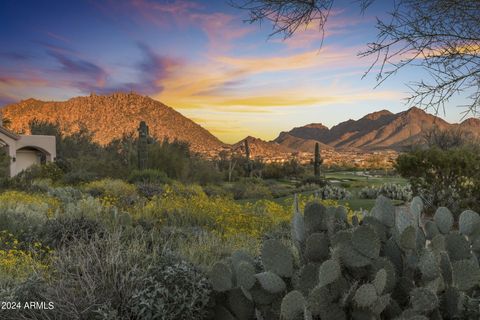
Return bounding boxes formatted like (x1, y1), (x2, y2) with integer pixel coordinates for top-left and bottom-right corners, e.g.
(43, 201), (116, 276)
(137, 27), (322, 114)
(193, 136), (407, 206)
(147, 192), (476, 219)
(314, 142), (323, 178)
(137, 121), (149, 170)
(244, 138), (252, 177)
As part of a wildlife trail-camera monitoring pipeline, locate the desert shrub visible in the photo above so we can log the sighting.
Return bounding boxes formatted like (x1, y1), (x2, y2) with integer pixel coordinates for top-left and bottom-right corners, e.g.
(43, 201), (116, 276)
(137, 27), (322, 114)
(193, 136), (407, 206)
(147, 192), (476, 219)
(61, 168), (97, 184)
(47, 186), (84, 203)
(0, 231), (51, 288)
(40, 215), (105, 248)
(0, 191), (59, 242)
(209, 196), (480, 319)
(129, 252), (213, 320)
(30, 178), (54, 192)
(84, 178), (138, 206)
(227, 178), (272, 200)
(297, 176), (328, 187)
(10, 230), (213, 320)
(128, 169), (170, 184)
(360, 183), (412, 201)
(202, 184), (233, 198)
(136, 182), (165, 199)
(0, 191), (60, 218)
(396, 145), (480, 215)
(172, 229), (259, 269)
(317, 184), (351, 200)
(63, 196), (132, 229)
(11, 163), (64, 189)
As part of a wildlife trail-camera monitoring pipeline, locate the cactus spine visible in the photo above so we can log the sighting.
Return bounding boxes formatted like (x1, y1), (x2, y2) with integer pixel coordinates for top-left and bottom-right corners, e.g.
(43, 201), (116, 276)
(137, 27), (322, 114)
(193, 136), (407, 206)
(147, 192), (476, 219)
(137, 121), (149, 170)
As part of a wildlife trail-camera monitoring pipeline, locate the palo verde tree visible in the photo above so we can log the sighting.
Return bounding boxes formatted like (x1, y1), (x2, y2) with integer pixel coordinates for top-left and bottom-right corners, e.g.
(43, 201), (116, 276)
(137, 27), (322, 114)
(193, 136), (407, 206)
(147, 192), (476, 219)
(233, 0), (480, 116)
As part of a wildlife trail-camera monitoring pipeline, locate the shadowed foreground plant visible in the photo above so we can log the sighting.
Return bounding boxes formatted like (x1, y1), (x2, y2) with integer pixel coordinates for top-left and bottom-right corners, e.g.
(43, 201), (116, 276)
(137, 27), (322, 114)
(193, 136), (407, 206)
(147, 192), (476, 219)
(210, 195), (480, 319)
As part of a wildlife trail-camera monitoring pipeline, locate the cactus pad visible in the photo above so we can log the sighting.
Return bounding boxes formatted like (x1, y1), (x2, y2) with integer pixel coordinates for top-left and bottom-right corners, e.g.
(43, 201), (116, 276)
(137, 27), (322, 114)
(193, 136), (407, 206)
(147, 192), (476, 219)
(400, 225), (417, 251)
(434, 207), (454, 234)
(352, 225), (380, 259)
(452, 259), (480, 291)
(291, 210), (306, 246)
(373, 268), (387, 295)
(353, 283), (378, 308)
(340, 243), (372, 267)
(295, 263), (319, 295)
(424, 221), (439, 240)
(261, 239), (294, 277)
(304, 201), (328, 234)
(308, 285), (332, 315)
(445, 233), (471, 261)
(256, 271), (287, 294)
(210, 261), (233, 292)
(419, 250), (440, 281)
(410, 287), (439, 313)
(232, 250), (255, 269)
(305, 232), (330, 262)
(318, 259), (341, 287)
(280, 290), (305, 320)
(236, 261), (256, 290)
(372, 195), (395, 227)
(228, 288), (254, 320)
(458, 210), (480, 236)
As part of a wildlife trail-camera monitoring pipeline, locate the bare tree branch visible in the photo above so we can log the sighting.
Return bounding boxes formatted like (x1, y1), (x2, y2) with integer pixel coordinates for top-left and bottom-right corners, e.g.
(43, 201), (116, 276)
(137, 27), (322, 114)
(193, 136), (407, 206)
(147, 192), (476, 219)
(232, 0), (480, 117)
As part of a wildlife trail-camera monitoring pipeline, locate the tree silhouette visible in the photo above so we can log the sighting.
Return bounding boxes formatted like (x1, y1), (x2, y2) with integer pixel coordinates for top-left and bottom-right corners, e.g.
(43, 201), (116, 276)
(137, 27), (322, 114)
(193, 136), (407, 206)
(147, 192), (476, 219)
(233, 0), (480, 116)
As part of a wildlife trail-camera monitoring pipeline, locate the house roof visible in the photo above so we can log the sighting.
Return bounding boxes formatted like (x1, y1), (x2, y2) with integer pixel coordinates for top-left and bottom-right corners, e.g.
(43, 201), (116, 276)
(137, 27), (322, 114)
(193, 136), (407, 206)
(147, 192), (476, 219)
(0, 126), (20, 140)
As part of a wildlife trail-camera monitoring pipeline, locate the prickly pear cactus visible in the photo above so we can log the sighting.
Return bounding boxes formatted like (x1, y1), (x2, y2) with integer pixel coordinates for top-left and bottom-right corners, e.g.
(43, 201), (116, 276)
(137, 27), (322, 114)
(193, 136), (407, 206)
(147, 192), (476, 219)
(210, 197), (480, 319)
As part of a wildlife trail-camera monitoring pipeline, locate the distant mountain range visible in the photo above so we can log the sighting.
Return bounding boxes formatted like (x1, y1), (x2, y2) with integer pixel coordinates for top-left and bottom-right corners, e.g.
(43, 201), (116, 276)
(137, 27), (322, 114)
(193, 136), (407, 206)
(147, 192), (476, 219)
(274, 107), (480, 152)
(2, 92), (480, 157)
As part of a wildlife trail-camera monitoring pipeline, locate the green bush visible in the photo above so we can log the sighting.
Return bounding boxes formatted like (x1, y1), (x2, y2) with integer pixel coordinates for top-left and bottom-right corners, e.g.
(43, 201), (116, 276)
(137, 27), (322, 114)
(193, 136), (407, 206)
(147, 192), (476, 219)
(83, 178), (138, 206)
(128, 169), (170, 184)
(360, 183), (412, 202)
(61, 169), (97, 184)
(396, 145), (480, 215)
(11, 163), (64, 189)
(202, 184), (233, 198)
(130, 252), (213, 320)
(227, 178), (272, 200)
(136, 182), (164, 199)
(40, 215), (105, 248)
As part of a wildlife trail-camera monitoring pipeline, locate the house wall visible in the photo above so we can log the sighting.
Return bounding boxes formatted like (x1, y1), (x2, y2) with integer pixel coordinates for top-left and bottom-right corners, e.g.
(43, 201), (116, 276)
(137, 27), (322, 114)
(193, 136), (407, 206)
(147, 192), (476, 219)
(16, 149), (41, 174)
(0, 132), (56, 177)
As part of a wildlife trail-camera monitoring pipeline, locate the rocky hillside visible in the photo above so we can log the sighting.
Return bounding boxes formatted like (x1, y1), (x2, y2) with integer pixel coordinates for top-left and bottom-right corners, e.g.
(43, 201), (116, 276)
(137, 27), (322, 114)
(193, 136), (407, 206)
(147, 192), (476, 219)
(275, 107), (480, 151)
(275, 132), (333, 153)
(232, 136), (293, 158)
(1, 92), (226, 153)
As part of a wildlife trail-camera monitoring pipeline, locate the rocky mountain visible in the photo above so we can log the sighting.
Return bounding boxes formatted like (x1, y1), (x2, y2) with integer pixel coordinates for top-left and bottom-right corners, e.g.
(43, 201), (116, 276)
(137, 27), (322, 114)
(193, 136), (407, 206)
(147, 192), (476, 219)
(275, 107), (480, 151)
(274, 132), (333, 153)
(232, 136), (293, 158)
(1, 92), (225, 153)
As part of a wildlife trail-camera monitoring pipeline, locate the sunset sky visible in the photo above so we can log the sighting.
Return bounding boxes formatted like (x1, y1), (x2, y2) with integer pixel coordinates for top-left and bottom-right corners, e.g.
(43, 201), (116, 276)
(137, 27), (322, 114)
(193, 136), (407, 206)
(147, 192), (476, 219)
(0, 0), (472, 143)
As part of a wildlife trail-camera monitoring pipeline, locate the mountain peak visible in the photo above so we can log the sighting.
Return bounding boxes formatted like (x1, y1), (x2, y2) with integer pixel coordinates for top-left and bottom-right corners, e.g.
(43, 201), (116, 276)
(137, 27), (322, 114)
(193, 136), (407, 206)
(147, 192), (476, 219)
(405, 106), (426, 115)
(2, 92), (225, 153)
(461, 118), (480, 126)
(364, 109), (393, 120)
(304, 123), (328, 129)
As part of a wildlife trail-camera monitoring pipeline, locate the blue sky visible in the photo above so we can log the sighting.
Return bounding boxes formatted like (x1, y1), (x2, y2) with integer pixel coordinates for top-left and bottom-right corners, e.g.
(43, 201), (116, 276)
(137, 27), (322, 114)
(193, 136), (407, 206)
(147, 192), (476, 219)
(0, 0), (472, 142)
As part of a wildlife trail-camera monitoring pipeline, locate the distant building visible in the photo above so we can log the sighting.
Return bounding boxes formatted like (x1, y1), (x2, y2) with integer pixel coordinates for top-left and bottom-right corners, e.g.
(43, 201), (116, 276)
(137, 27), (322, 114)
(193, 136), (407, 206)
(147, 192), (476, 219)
(0, 124), (56, 177)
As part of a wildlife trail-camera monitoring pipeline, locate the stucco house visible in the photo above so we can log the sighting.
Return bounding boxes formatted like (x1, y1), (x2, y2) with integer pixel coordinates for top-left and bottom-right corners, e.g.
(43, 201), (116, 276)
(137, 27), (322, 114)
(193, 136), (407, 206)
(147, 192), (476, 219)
(0, 124), (56, 177)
